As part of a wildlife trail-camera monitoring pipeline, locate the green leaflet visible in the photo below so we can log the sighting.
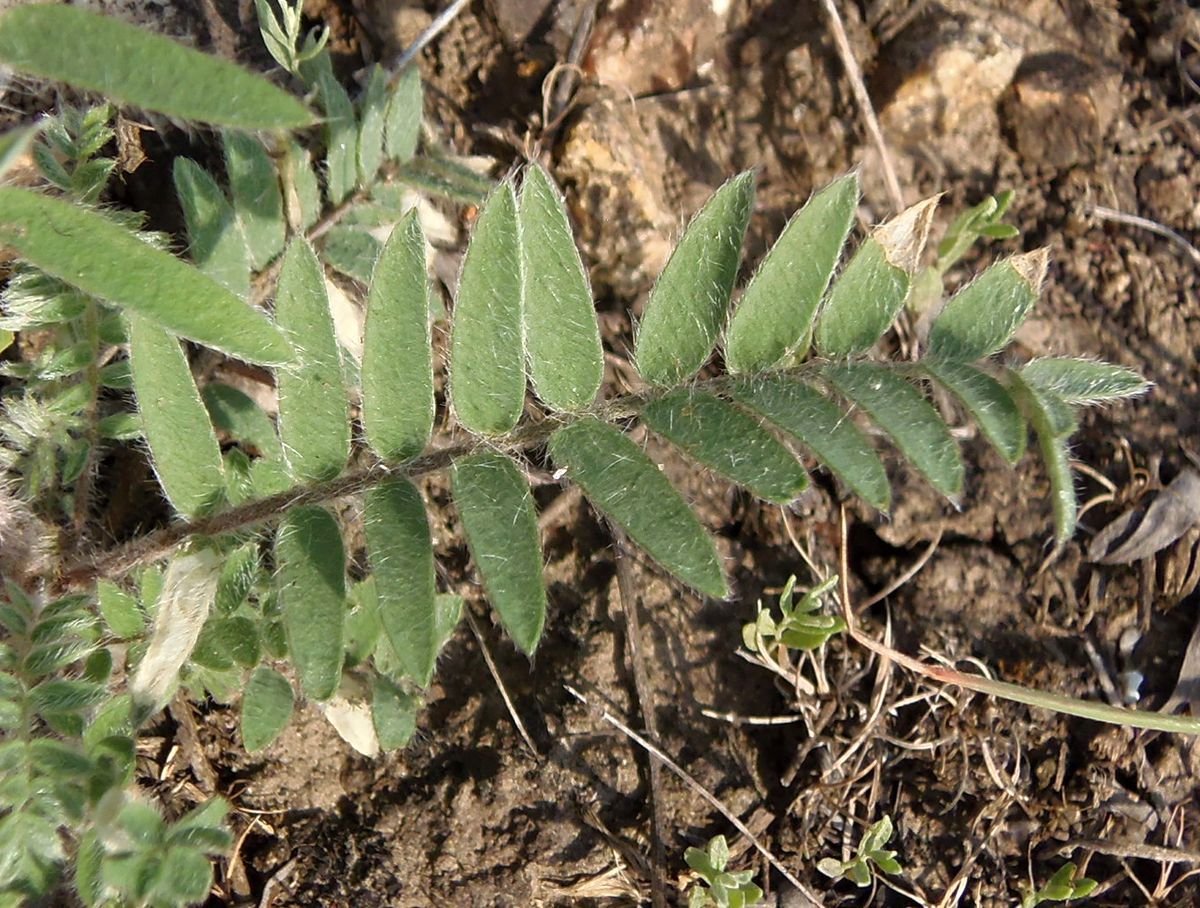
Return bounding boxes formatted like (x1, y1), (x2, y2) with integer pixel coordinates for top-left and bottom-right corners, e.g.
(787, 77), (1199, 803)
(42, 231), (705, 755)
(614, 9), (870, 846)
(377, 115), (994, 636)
(926, 251), (1046, 359)
(452, 451), (546, 653)
(361, 210), (433, 461)
(316, 67), (357, 204)
(922, 360), (1026, 464)
(726, 173), (858, 371)
(201, 383), (283, 460)
(321, 226), (381, 285)
(1007, 372), (1078, 547)
(128, 315), (225, 517)
(172, 158), (250, 297)
(549, 418), (729, 598)
(0, 188), (293, 365)
(385, 65), (422, 163)
(276, 506), (346, 700)
(397, 156), (492, 206)
(357, 65), (388, 186)
(274, 239), (350, 481)
(822, 363), (963, 498)
(641, 388), (808, 503)
(364, 479), (438, 686)
(519, 163), (602, 411)
(372, 675), (418, 751)
(97, 581), (144, 639)
(816, 197), (937, 356)
(0, 124), (36, 180)
(1019, 358), (1149, 404)
(730, 377), (891, 512)
(240, 666), (294, 753)
(223, 131), (286, 272)
(0, 6), (313, 129)
(450, 183), (525, 435)
(283, 139), (322, 231)
(635, 171), (755, 385)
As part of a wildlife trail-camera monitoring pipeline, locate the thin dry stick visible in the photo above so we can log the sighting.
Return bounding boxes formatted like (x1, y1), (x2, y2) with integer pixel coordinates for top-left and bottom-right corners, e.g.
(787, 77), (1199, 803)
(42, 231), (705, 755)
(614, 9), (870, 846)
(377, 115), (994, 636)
(464, 603), (539, 755)
(817, 0), (905, 215)
(1085, 203), (1200, 266)
(564, 685), (827, 907)
(383, 0), (472, 78)
(858, 528), (942, 611)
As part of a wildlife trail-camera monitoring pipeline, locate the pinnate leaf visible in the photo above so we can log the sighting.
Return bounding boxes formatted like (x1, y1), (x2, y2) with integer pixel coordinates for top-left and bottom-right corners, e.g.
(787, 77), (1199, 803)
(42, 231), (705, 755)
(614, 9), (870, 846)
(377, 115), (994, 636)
(276, 506), (346, 701)
(172, 157), (250, 297)
(0, 5), (314, 129)
(0, 187), (293, 365)
(731, 377), (891, 511)
(128, 315), (225, 517)
(453, 451), (547, 653)
(823, 363), (963, 498)
(223, 131), (286, 272)
(519, 163), (602, 411)
(364, 479), (439, 686)
(361, 210), (433, 461)
(274, 239), (350, 481)
(450, 183), (525, 435)
(642, 388), (808, 503)
(635, 171), (755, 385)
(241, 666), (294, 752)
(922, 360), (1026, 464)
(1019, 358), (1149, 404)
(549, 418), (729, 598)
(926, 250), (1047, 359)
(726, 173), (858, 370)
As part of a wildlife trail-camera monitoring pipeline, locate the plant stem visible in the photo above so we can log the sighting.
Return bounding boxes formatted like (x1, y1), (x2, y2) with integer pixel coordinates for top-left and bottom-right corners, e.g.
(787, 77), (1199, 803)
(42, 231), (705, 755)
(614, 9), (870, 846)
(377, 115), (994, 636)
(67, 298), (103, 542)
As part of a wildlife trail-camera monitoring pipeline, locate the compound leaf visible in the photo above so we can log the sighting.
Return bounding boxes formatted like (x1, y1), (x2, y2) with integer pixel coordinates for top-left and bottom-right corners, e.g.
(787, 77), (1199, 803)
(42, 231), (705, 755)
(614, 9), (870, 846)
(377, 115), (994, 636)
(549, 418), (729, 598)
(0, 187), (293, 365)
(730, 377), (891, 512)
(276, 506), (345, 701)
(635, 171), (755, 385)
(240, 666), (293, 753)
(926, 250), (1047, 359)
(364, 478), (438, 686)
(642, 388), (808, 503)
(172, 157), (250, 297)
(452, 451), (546, 653)
(1019, 358), (1149, 404)
(922, 360), (1026, 464)
(361, 210), (433, 461)
(726, 173), (858, 371)
(223, 131), (286, 272)
(450, 183), (525, 435)
(274, 239), (349, 481)
(372, 675), (418, 751)
(823, 363), (963, 498)
(0, 5), (314, 129)
(128, 315), (225, 517)
(519, 163), (602, 411)
(816, 197), (937, 356)
(385, 64), (422, 163)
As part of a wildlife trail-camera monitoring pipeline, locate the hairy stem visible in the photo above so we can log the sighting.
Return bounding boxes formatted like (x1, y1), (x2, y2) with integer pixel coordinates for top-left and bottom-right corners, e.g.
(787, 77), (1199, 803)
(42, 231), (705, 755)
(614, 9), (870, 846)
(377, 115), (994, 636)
(67, 298), (103, 541)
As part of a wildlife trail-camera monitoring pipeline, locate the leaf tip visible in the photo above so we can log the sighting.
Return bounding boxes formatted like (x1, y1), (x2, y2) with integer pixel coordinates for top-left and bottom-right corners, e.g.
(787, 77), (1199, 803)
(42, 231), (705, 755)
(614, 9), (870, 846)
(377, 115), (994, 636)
(1009, 246), (1050, 293)
(876, 195), (939, 273)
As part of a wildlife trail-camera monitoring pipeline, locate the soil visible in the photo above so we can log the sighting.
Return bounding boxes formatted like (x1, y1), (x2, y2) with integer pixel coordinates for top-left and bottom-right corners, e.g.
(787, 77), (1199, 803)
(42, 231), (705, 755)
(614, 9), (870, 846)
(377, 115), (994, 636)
(8, 0), (1200, 905)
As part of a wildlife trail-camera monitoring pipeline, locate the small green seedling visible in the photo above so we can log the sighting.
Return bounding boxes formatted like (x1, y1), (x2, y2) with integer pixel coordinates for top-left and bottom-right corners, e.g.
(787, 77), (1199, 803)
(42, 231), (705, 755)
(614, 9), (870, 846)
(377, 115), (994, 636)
(817, 816), (904, 887)
(685, 835), (764, 908)
(1019, 862), (1098, 907)
(742, 575), (845, 655)
(254, 0), (329, 76)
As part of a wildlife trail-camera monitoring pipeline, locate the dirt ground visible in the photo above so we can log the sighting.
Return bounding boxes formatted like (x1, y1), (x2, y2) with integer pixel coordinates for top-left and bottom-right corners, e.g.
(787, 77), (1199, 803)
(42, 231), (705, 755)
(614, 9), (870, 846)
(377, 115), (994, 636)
(12, 0), (1200, 904)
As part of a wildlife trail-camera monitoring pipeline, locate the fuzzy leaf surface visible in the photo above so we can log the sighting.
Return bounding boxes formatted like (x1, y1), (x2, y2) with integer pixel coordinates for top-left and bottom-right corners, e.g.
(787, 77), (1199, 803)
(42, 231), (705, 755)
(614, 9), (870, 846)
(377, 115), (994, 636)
(635, 171), (755, 385)
(276, 506), (345, 700)
(0, 6), (313, 129)
(549, 418), (729, 598)
(385, 65), (422, 162)
(372, 676), (418, 751)
(1019, 358), (1149, 404)
(172, 157), (249, 297)
(926, 252), (1045, 359)
(322, 226), (380, 285)
(361, 210), (433, 461)
(731, 377), (891, 511)
(274, 239), (349, 481)
(316, 67), (358, 204)
(0, 188), (292, 364)
(453, 451), (546, 653)
(642, 388), (808, 503)
(128, 315), (225, 517)
(357, 65), (388, 186)
(223, 131), (285, 271)
(922, 360), (1026, 464)
(201, 383), (282, 460)
(726, 173), (858, 370)
(519, 163), (602, 411)
(1008, 372), (1078, 547)
(450, 183), (525, 435)
(240, 666), (293, 752)
(823, 363), (963, 497)
(365, 478), (438, 686)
